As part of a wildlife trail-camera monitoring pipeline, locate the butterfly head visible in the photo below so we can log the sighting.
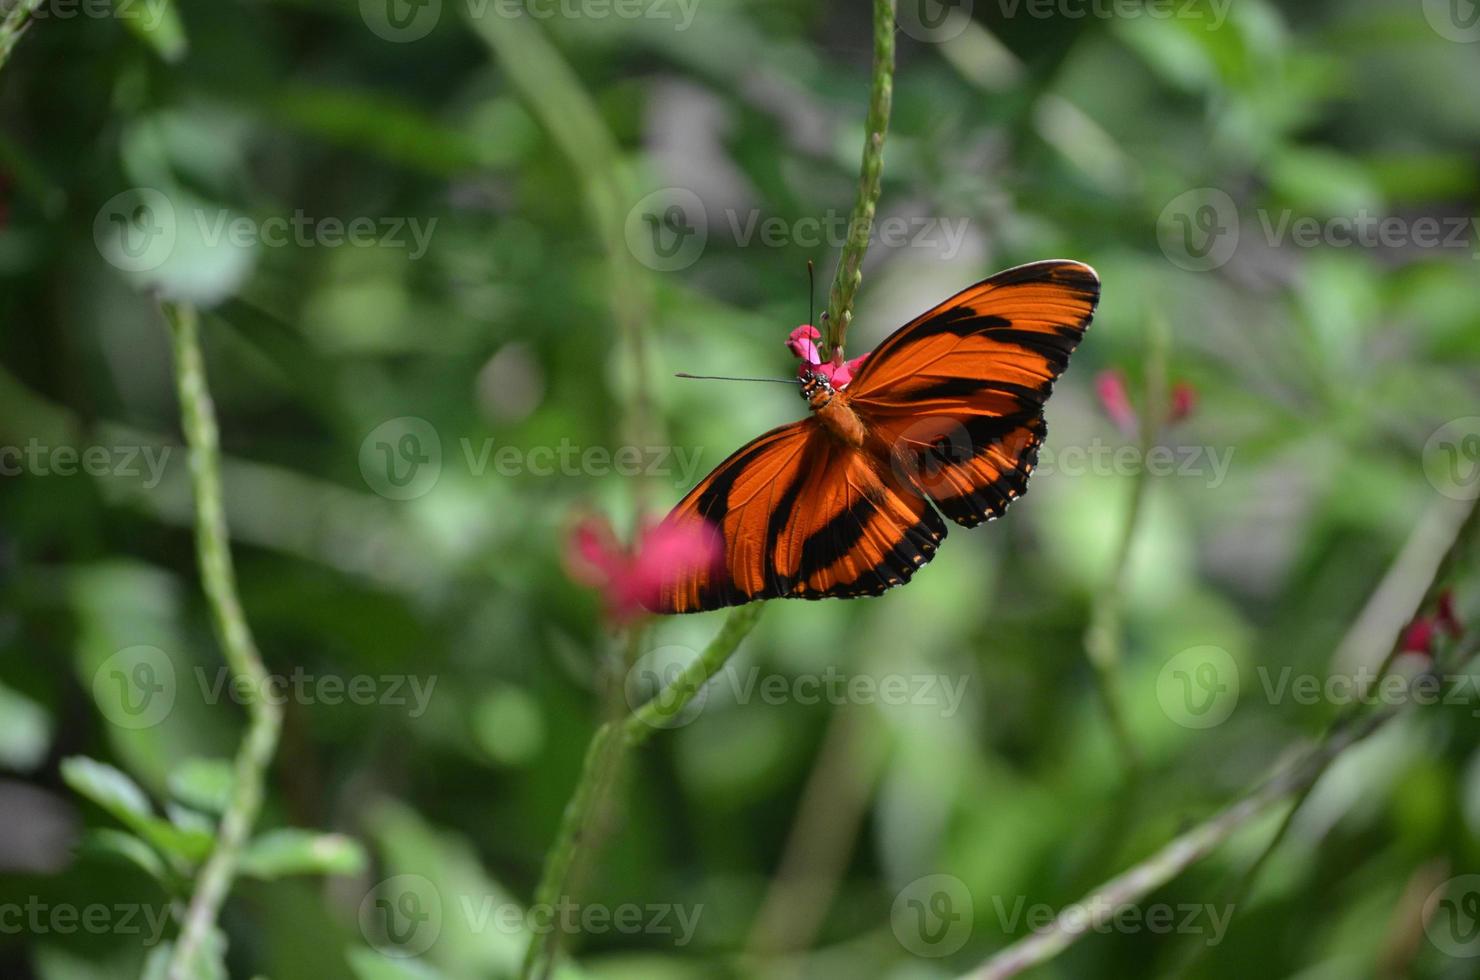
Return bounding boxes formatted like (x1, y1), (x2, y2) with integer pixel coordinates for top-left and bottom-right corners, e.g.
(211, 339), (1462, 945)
(799, 367), (835, 410)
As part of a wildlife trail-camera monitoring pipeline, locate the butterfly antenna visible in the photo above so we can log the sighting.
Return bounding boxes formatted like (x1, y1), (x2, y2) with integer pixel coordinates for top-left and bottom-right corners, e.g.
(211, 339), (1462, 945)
(675, 373), (800, 384)
(806, 258), (815, 328)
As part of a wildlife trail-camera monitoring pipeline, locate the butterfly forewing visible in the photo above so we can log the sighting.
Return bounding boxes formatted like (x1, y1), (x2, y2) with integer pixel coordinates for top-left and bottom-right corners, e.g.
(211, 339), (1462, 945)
(850, 260), (1100, 527)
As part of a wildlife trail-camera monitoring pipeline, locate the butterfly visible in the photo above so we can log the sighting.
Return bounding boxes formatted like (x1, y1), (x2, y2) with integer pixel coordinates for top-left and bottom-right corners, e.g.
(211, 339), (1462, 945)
(646, 259), (1101, 614)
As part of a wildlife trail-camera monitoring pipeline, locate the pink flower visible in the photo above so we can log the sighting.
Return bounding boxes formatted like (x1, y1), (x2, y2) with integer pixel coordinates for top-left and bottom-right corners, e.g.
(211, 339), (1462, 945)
(564, 512), (722, 624)
(786, 325), (823, 364)
(1095, 369), (1138, 435)
(1096, 370), (1199, 433)
(786, 324), (869, 388)
(1401, 618), (1437, 656)
(1400, 589), (1464, 657)
(1169, 382), (1197, 425)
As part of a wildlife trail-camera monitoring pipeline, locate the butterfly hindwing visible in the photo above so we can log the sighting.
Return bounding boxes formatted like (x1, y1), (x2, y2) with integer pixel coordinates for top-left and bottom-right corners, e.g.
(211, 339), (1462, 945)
(647, 421), (946, 614)
(848, 260), (1100, 527)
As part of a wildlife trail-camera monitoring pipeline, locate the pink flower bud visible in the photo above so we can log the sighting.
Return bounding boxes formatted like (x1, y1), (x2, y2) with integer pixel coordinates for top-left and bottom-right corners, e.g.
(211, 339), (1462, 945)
(1168, 382), (1197, 425)
(1095, 369), (1138, 435)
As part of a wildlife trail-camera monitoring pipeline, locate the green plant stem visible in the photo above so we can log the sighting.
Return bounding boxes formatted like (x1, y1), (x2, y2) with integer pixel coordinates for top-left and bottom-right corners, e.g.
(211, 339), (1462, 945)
(966, 492), (1480, 980)
(968, 705), (1396, 980)
(162, 302), (283, 980)
(821, 0), (895, 360)
(1168, 495), (1480, 978)
(0, 0), (43, 71)
(1082, 315), (1170, 775)
(520, 601), (765, 980)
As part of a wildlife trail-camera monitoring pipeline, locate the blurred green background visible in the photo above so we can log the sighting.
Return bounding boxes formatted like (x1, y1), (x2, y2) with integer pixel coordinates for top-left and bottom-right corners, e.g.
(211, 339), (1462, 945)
(2, 0), (1480, 977)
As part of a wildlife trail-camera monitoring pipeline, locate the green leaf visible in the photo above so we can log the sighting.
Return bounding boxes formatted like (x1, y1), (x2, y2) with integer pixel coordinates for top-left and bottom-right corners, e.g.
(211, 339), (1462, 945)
(166, 803), (216, 836)
(61, 756), (153, 821)
(80, 829), (171, 884)
(61, 756), (215, 864)
(121, 0), (187, 63)
(239, 829), (368, 879)
(345, 948), (448, 980)
(0, 681), (51, 771)
(167, 757), (235, 815)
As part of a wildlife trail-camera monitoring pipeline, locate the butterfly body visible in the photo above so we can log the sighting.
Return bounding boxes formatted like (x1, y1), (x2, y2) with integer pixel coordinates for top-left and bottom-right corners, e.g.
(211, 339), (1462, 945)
(649, 260), (1101, 614)
(804, 371), (868, 447)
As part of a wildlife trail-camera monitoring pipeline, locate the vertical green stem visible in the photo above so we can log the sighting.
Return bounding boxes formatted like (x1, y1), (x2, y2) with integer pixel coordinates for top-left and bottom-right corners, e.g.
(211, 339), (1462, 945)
(162, 302), (283, 980)
(520, 602), (765, 980)
(1082, 314), (1170, 774)
(512, 1), (896, 973)
(821, 0), (896, 360)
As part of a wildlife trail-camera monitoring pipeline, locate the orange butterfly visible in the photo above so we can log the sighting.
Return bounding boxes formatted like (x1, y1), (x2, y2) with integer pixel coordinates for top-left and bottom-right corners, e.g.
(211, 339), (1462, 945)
(646, 259), (1101, 614)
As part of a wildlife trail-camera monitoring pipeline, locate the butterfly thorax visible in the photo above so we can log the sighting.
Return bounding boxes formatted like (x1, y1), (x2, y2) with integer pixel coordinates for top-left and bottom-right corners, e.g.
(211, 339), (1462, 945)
(801, 369), (867, 447)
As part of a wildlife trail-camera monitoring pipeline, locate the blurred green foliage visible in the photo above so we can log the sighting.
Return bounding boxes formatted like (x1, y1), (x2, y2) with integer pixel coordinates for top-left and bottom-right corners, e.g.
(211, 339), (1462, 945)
(1, 0), (1479, 978)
